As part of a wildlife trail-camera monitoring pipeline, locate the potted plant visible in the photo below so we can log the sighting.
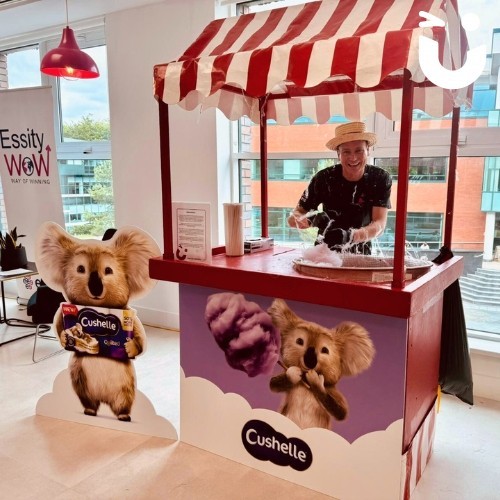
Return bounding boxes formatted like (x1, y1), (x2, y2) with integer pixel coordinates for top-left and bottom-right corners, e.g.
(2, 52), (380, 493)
(0, 227), (28, 271)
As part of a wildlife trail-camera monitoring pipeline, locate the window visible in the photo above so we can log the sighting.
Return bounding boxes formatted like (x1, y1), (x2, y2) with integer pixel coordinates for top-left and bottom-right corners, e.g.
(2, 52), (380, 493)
(251, 206), (307, 244)
(58, 158), (114, 235)
(377, 212), (443, 251)
(236, 0), (500, 338)
(2, 45), (41, 88)
(251, 158), (334, 180)
(0, 26), (114, 238)
(58, 45), (110, 143)
(375, 158), (447, 183)
(482, 157), (500, 211)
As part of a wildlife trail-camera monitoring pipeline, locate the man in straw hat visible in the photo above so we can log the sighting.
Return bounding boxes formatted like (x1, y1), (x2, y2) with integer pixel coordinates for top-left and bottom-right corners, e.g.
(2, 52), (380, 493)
(287, 121), (392, 254)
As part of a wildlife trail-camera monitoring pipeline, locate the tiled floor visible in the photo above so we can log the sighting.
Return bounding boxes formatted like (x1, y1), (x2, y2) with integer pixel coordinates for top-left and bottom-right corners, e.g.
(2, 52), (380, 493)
(1, 298), (499, 499)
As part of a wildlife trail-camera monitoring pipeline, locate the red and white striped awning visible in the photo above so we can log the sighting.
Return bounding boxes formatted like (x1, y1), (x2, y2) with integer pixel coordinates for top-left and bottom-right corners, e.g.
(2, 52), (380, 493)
(154, 0), (471, 124)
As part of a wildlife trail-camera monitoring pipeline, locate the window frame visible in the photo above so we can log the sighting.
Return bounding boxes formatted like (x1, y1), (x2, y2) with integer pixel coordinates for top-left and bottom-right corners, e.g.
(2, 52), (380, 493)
(38, 25), (111, 164)
(0, 20), (114, 236)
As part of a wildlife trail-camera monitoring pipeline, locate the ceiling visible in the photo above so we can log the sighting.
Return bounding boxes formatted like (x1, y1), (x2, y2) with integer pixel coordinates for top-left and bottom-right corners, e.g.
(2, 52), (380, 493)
(0, 0), (165, 40)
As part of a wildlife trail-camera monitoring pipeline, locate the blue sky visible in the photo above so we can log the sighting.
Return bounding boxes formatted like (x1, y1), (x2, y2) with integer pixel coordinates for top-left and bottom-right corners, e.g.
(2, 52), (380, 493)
(58, 46), (109, 123)
(458, 0), (498, 51)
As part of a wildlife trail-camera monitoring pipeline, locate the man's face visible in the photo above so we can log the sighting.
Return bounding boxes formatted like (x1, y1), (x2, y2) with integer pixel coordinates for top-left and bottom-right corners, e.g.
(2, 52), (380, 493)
(337, 140), (368, 181)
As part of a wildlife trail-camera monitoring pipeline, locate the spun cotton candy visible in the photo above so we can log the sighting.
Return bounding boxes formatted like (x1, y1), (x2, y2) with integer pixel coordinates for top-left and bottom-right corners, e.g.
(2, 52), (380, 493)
(205, 292), (280, 377)
(301, 243), (343, 267)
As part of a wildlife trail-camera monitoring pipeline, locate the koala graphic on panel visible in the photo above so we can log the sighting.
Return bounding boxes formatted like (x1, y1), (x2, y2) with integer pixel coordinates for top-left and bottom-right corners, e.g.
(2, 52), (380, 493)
(268, 299), (375, 430)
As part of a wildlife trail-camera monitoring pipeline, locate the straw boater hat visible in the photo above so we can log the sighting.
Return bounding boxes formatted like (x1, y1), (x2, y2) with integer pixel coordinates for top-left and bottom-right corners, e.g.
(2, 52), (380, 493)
(326, 121), (377, 150)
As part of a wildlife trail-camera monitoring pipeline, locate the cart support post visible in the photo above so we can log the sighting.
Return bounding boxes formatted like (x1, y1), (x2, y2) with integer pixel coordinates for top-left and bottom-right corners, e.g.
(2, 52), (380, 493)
(392, 70), (414, 289)
(259, 97), (269, 238)
(443, 106), (460, 249)
(158, 99), (174, 260)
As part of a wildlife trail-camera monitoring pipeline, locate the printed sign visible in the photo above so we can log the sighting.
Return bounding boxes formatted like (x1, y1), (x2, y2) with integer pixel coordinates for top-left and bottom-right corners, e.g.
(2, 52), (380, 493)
(0, 87), (64, 260)
(172, 201), (211, 263)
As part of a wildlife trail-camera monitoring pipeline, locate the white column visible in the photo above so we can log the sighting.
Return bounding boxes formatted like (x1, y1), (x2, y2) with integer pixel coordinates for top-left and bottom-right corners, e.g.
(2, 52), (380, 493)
(483, 211), (496, 261)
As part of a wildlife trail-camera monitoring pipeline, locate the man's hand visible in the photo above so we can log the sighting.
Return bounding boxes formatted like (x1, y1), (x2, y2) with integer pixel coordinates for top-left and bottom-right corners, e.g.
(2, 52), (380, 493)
(308, 212), (330, 232)
(323, 227), (352, 249)
(287, 209), (310, 229)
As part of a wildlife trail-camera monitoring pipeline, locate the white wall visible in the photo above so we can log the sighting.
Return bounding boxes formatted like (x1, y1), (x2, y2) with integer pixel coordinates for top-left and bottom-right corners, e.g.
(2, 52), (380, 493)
(106, 0), (229, 329)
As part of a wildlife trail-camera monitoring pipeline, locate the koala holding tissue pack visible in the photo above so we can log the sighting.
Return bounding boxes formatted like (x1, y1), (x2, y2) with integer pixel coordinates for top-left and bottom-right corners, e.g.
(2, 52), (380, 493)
(35, 222), (160, 422)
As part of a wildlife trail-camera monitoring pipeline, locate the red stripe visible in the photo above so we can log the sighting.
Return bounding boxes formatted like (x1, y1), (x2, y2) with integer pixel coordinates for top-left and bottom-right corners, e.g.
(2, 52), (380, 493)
(272, 1), (321, 45)
(374, 89), (394, 120)
(239, 8), (287, 51)
(211, 53), (235, 95)
(401, 0), (435, 30)
(266, 100), (277, 121)
(286, 0), (359, 87)
(153, 64), (166, 100)
(179, 18), (226, 61)
(344, 92), (361, 120)
(316, 95), (331, 124)
(287, 42), (314, 87)
(178, 59), (199, 101)
(288, 97), (302, 123)
(246, 48), (274, 97)
(413, 88), (425, 114)
(210, 14), (257, 56)
(309, 0), (359, 42)
(353, 0), (396, 36)
(331, 37), (360, 81)
(380, 30), (413, 81)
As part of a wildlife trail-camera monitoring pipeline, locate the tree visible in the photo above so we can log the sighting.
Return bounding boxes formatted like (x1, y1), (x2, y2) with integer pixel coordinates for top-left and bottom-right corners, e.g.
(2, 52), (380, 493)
(63, 114), (110, 141)
(62, 115), (114, 237)
(70, 160), (115, 237)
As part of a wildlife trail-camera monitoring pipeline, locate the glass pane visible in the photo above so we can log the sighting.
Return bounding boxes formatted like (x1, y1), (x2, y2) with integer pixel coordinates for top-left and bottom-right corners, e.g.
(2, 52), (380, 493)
(375, 213), (443, 252)
(58, 158), (115, 238)
(375, 158), (447, 183)
(3, 46), (41, 88)
(59, 45), (110, 142)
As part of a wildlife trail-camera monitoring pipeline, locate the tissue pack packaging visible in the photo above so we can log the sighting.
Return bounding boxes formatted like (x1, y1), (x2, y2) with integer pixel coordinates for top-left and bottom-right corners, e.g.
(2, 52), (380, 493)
(244, 237), (274, 253)
(61, 303), (135, 360)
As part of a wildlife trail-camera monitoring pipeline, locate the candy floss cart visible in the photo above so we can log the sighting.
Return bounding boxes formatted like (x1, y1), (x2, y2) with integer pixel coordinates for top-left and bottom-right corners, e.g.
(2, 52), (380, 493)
(150, 1), (472, 498)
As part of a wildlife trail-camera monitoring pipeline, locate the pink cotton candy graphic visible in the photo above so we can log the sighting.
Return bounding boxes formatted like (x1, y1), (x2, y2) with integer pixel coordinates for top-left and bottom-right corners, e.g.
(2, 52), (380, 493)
(205, 292), (281, 377)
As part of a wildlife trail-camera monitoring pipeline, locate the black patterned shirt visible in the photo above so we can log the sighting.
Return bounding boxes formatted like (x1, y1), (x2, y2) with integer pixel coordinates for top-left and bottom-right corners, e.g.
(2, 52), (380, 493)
(298, 164), (392, 252)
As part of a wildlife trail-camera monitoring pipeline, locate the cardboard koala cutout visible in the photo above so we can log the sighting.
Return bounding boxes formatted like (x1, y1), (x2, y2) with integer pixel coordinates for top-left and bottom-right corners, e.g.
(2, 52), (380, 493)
(35, 221), (161, 422)
(268, 298), (375, 430)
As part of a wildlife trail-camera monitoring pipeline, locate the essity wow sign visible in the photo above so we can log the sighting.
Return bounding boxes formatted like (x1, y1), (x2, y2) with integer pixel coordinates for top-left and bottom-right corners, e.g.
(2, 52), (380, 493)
(0, 87), (65, 256)
(0, 128), (51, 182)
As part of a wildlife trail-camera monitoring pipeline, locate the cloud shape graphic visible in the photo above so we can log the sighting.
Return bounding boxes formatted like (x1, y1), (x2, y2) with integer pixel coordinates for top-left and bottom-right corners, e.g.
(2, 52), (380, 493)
(180, 370), (405, 500)
(36, 368), (178, 440)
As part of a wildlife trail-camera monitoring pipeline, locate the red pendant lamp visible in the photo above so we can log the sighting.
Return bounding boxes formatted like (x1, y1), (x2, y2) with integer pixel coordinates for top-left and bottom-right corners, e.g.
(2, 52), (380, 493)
(40, 0), (99, 79)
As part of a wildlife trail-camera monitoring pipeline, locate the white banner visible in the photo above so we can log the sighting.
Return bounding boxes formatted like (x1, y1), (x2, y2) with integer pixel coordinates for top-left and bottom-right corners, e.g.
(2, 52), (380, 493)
(0, 86), (65, 261)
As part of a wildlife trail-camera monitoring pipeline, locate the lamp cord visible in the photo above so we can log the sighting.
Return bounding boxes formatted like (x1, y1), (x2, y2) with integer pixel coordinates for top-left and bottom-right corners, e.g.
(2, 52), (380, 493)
(65, 0), (69, 26)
